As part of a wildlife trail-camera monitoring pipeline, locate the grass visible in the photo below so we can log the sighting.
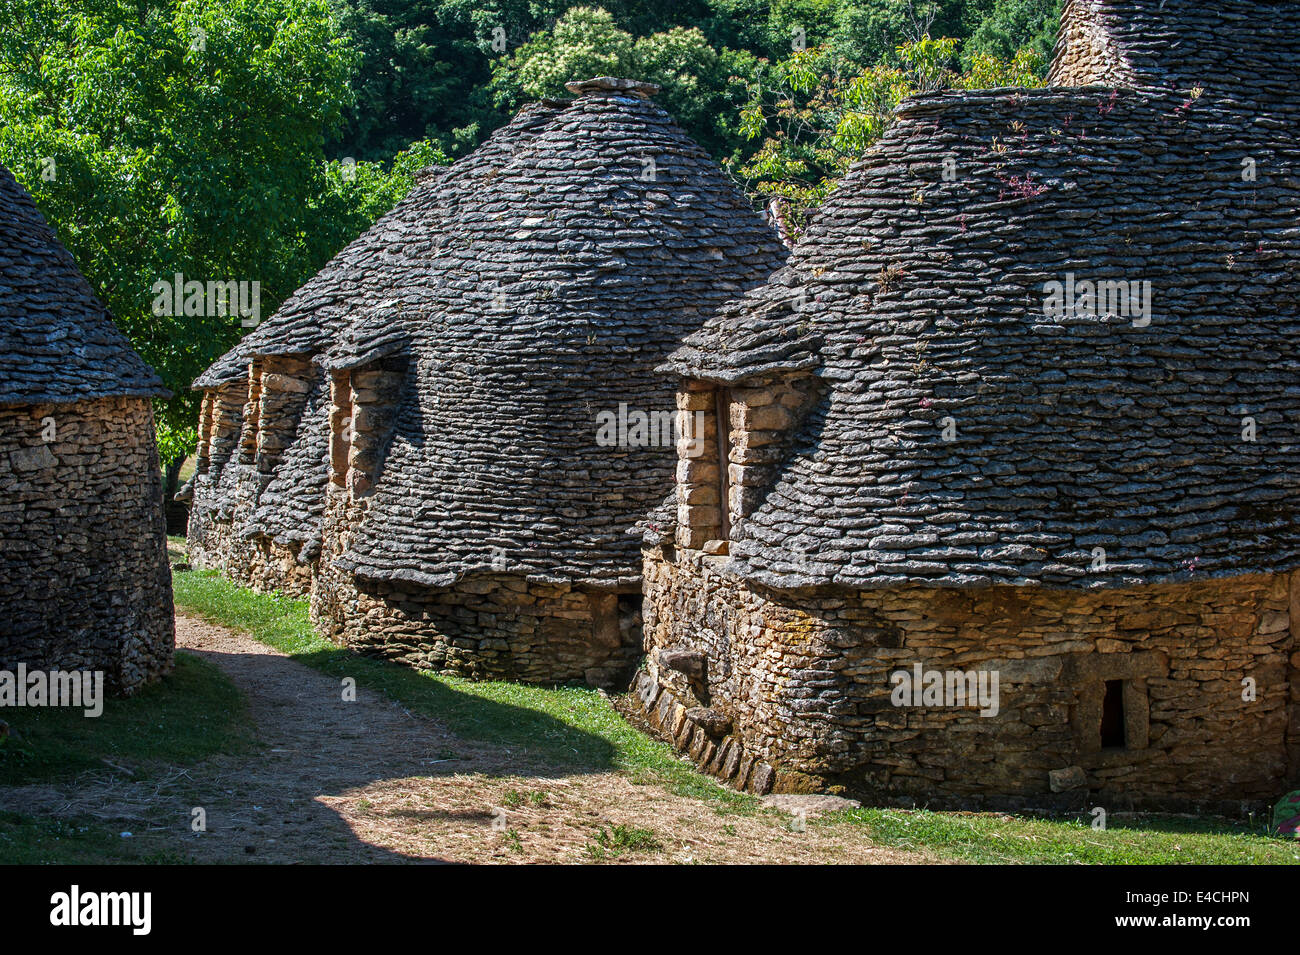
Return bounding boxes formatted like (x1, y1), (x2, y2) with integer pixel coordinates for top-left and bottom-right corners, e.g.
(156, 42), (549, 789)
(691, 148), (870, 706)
(822, 807), (1300, 865)
(0, 625), (251, 864)
(171, 565), (755, 812)
(502, 828), (524, 853)
(0, 812), (196, 865)
(584, 823), (662, 861)
(0, 651), (254, 786)
(166, 558), (1300, 865)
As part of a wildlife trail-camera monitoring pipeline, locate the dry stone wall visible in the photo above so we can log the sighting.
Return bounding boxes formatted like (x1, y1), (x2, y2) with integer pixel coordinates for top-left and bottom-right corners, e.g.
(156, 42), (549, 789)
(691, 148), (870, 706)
(638, 544), (1298, 812)
(307, 356), (643, 687)
(187, 358), (323, 597)
(314, 556), (642, 687)
(0, 396), (174, 692)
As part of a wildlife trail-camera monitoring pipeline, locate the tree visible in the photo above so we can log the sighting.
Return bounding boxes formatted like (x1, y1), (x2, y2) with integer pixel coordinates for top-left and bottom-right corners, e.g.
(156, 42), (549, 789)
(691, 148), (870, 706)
(737, 35), (1046, 236)
(0, 0), (445, 468)
(489, 6), (758, 160)
(323, 0), (500, 161)
(962, 0), (1063, 63)
(327, 1), (1066, 168)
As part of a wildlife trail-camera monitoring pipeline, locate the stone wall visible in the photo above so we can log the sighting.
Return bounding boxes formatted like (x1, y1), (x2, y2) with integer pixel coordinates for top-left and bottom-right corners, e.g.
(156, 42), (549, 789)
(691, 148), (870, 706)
(1047, 0), (1130, 86)
(308, 356), (641, 687)
(187, 505), (315, 597)
(637, 544), (1298, 812)
(0, 396), (174, 693)
(313, 556), (643, 686)
(187, 357), (319, 597)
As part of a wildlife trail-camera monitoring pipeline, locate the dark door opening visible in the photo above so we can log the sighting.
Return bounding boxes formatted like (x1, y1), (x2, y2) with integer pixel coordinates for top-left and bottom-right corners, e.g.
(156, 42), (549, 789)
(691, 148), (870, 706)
(1100, 679), (1126, 749)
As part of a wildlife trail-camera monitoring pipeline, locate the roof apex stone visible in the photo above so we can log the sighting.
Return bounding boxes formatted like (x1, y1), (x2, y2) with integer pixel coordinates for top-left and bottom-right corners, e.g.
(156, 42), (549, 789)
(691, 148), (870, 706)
(565, 76), (660, 98)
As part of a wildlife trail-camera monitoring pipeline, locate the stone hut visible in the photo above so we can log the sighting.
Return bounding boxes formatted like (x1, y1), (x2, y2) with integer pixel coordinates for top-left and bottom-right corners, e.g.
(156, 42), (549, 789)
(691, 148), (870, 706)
(635, 0), (1300, 811)
(184, 162), (453, 596)
(0, 164), (174, 693)
(188, 78), (786, 686)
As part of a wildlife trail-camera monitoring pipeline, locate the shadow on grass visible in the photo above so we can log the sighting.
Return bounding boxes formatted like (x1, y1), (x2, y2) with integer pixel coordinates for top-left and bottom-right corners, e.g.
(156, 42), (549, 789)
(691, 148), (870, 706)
(172, 568), (652, 777)
(272, 644), (620, 774)
(0, 651), (254, 786)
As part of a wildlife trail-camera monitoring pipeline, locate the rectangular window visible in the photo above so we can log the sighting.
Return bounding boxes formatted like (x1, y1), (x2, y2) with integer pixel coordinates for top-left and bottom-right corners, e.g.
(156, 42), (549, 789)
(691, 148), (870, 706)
(714, 386), (731, 539)
(329, 371), (352, 488)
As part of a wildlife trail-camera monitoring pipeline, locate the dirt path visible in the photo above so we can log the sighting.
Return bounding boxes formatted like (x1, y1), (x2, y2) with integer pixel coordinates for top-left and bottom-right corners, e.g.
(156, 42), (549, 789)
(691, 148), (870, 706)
(2, 615), (929, 864)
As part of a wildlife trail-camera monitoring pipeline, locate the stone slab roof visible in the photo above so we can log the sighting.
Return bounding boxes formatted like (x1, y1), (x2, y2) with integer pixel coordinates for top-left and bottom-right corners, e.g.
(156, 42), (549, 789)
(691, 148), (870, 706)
(666, 76), (1300, 590)
(321, 83), (788, 587)
(245, 370), (330, 558)
(195, 81), (786, 585)
(0, 165), (167, 406)
(1048, 0), (1300, 98)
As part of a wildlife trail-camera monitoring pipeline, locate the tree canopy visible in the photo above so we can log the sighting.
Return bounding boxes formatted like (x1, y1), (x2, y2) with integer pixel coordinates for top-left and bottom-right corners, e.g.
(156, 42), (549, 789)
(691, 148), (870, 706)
(0, 0), (448, 456)
(0, 0), (1062, 465)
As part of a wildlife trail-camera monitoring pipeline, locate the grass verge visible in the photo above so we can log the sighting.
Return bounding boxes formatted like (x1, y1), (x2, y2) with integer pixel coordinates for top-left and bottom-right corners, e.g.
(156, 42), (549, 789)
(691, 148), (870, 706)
(0, 812), (196, 865)
(0, 651), (254, 786)
(172, 566), (755, 812)
(822, 807), (1300, 864)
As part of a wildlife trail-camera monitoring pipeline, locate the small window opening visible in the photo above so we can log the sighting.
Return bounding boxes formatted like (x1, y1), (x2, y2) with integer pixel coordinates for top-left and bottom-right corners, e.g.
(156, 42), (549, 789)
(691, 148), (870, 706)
(1100, 679), (1126, 749)
(330, 371), (353, 488)
(714, 386), (732, 538)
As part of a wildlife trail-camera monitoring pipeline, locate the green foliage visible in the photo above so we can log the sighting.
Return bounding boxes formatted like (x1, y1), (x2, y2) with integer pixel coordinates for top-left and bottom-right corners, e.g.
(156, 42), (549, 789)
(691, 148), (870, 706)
(489, 6), (757, 159)
(154, 415), (198, 469)
(584, 823), (662, 860)
(493, 7), (638, 101)
(323, 0), (501, 161)
(0, 0), (441, 431)
(962, 0), (1064, 63)
(323, 137), (452, 226)
(737, 34), (1045, 236)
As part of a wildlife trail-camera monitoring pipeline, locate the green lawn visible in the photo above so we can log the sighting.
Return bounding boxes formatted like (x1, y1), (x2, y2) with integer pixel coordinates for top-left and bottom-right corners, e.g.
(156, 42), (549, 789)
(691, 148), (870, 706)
(820, 806), (1299, 865)
(4, 548), (1292, 864)
(0, 651), (254, 786)
(169, 564), (1300, 864)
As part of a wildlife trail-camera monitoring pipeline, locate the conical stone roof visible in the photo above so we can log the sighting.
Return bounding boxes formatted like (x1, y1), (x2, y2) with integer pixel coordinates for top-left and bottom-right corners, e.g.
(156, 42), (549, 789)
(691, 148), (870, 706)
(0, 165), (166, 406)
(324, 80), (786, 587)
(197, 79), (787, 584)
(1048, 0), (1300, 97)
(665, 3), (1300, 591)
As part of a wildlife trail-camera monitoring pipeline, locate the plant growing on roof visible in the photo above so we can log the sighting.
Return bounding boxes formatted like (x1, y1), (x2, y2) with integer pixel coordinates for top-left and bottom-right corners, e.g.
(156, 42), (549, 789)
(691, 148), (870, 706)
(736, 37), (1046, 239)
